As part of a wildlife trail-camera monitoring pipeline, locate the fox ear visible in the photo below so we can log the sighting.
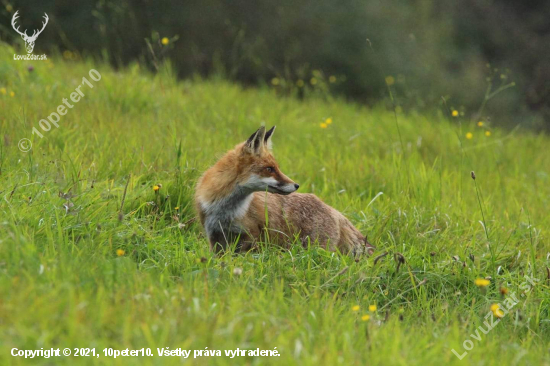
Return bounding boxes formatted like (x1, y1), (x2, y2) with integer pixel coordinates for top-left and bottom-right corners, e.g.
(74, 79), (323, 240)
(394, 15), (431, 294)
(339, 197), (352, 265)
(244, 126), (266, 154)
(264, 126), (276, 150)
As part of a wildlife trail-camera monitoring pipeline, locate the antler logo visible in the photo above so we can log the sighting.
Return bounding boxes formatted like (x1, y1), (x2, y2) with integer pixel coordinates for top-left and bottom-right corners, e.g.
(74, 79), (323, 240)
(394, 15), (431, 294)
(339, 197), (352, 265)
(11, 10), (49, 54)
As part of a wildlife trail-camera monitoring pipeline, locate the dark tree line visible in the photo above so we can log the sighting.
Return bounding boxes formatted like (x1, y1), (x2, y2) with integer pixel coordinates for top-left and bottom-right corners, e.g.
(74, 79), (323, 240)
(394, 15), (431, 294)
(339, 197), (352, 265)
(2, 0), (549, 129)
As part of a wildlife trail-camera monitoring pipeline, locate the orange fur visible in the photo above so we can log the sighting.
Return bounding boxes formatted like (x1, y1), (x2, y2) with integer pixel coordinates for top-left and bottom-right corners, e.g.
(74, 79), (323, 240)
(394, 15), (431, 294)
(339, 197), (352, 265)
(195, 126), (374, 255)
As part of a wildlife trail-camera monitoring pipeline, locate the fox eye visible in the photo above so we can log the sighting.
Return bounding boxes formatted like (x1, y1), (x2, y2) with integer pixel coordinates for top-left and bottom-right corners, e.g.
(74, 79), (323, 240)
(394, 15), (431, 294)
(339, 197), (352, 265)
(265, 166), (275, 173)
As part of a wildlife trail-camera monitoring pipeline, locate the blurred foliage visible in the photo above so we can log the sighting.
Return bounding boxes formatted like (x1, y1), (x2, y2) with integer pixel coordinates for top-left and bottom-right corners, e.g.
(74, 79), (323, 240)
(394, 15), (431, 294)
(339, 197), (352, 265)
(1, 0), (549, 129)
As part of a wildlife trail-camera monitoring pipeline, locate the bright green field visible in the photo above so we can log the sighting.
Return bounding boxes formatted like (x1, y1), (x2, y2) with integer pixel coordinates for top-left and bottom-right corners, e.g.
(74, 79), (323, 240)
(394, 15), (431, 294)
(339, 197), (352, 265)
(1, 43), (549, 365)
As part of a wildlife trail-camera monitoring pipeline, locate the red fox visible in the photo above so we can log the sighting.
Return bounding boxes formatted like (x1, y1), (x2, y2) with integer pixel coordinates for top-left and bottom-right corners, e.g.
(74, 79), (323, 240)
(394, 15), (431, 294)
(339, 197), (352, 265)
(195, 126), (374, 255)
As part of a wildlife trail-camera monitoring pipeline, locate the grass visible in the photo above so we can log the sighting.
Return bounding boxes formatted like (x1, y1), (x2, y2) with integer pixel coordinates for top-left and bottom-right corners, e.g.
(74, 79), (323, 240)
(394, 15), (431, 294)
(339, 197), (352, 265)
(1, 42), (549, 365)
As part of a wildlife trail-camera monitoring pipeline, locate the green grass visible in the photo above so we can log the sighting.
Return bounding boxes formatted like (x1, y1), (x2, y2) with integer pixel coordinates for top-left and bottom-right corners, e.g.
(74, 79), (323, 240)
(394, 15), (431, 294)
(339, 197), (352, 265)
(1, 42), (549, 365)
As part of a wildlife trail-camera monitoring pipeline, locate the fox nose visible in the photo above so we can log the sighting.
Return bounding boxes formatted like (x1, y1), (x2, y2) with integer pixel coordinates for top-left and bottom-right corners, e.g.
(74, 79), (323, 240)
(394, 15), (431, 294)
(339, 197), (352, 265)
(294, 184), (300, 190)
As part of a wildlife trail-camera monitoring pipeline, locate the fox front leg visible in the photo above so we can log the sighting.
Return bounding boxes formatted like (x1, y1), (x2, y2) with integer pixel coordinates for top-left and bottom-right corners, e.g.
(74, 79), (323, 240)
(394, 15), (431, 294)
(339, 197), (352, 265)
(208, 229), (255, 254)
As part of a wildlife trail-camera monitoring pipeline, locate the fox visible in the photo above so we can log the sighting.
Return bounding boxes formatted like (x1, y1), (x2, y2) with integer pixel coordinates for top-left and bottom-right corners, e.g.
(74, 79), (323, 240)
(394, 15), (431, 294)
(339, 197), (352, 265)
(194, 126), (374, 255)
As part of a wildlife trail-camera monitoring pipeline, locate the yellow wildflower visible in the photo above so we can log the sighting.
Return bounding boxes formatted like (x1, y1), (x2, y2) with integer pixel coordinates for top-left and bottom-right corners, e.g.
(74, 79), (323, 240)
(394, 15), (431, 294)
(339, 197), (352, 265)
(310, 77), (317, 85)
(361, 314), (370, 321)
(9, 91), (15, 97)
(175, 207), (179, 210)
(385, 76), (395, 86)
(271, 78), (280, 86)
(466, 132), (473, 140)
(329, 75), (337, 83)
(325, 117), (332, 125)
(474, 278), (490, 287)
(320, 123), (328, 129)
(153, 185), (160, 191)
(0, 87), (6, 95)
(116, 249), (125, 256)
(161, 37), (169, 45)
(477, 121), (484, 127)
(452, 110), (459, 117)
(500, 287), (508, 295)
(491, 303), (504, 318)
(485, 131), (491, 137)
(352, 305), (360, 312)
(369, 304), (377, 312)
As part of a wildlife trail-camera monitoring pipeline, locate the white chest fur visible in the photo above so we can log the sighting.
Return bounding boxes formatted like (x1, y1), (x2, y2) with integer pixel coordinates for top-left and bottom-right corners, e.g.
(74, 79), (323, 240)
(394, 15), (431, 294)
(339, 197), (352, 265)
(199, 186), (254, 240)
(200, 193), (253, 221)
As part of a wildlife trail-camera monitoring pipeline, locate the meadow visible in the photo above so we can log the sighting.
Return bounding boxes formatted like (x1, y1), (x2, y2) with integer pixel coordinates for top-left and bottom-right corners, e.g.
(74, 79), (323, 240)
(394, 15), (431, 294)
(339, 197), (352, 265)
(1, 42), (549, 365)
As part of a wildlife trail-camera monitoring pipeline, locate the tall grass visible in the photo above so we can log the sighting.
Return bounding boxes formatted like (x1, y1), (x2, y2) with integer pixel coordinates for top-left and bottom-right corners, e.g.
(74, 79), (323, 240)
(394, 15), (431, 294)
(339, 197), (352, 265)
(0, 43), (549, 365)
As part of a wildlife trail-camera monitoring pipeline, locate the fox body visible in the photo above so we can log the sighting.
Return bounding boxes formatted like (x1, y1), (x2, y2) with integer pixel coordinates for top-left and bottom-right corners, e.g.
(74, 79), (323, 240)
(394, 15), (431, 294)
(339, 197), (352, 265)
(195, 126), (373, 255)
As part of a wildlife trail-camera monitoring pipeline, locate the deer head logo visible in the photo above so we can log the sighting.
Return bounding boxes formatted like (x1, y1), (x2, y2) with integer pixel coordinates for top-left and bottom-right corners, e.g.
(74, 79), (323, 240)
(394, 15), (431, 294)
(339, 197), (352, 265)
(11, 11), (49, 54)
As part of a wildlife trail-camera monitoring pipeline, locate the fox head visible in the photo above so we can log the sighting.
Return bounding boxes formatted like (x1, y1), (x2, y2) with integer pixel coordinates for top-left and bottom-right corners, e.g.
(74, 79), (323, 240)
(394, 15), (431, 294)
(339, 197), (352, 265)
(236, 126), (299, 195)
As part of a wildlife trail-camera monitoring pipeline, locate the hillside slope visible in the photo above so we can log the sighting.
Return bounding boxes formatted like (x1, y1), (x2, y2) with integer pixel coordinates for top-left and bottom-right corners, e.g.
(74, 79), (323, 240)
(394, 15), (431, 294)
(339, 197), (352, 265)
(1, 43), (549, 365)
